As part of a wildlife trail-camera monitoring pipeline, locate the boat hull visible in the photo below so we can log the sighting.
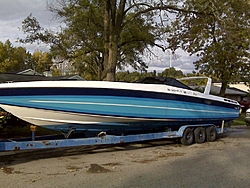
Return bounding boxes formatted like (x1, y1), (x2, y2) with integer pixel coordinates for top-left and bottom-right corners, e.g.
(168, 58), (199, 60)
(0, 80), (240, 134)
(0, 103), (236, 134)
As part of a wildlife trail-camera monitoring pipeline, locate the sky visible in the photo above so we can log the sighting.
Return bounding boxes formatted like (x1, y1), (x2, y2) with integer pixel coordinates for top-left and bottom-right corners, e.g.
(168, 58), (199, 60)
(0, 0), (197, 74)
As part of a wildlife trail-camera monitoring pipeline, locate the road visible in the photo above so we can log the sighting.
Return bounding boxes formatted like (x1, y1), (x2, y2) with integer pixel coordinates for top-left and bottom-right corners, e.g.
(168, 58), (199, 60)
(0, 127), (250, 188)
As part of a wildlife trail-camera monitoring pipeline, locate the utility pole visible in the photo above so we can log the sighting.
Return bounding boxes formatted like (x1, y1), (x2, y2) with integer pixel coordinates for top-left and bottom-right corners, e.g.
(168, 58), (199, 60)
(168, 50), (173, 68)
(170, 51), (172, 68)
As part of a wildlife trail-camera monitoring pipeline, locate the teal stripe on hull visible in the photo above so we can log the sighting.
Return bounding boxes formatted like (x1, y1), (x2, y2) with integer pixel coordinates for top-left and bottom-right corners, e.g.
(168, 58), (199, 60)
(0, 95), (239, 120)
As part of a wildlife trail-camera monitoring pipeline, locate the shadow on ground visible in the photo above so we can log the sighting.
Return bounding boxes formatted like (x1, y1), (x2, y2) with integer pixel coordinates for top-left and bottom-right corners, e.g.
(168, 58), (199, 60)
(1, 127), (249, 167)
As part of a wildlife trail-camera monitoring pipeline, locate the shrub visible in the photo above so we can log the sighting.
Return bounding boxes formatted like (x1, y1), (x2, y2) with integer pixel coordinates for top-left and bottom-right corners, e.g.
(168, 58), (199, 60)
(0, 110), (28, 133)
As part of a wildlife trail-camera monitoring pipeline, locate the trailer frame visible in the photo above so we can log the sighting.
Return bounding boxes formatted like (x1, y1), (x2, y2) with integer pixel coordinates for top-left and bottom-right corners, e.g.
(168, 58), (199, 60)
(0, 123), (225, 152)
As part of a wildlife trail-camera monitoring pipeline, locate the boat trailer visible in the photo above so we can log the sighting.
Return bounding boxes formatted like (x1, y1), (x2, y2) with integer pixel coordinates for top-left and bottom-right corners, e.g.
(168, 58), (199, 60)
(0, 123), (225, 152)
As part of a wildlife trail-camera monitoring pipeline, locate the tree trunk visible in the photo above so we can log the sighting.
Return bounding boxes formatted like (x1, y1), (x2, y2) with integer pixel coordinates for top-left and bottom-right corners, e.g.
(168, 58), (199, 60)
(103, 0), (110, 80)
(219, 69), (232, 97)
(103, 0), (125, 81)
(219, 81), (228, 97)
(98, 64), (102, 81)
(106, 35), (118, 81)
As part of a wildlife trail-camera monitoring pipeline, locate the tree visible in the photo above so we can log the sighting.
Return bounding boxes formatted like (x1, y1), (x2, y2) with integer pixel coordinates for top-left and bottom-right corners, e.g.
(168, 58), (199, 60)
(167, 0), (250, 96)
(116, 70), (156, 82)
(20, 0), (191, 81)
(158, 67), (184, 78)
(0, 40), (31, 73)
(0, 40), (55, 75)
(31, 51), (53, 74)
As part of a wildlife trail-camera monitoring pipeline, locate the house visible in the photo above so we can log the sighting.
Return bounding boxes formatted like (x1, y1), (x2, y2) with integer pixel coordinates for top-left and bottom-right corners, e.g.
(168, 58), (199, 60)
(213, 82), (249, 93)
(190, 84), (248, 101)
(210, 85), (248, 101)
(16, 69), (43, 76)
(0, 69), (85, 83)
(212, 82), (250, 111)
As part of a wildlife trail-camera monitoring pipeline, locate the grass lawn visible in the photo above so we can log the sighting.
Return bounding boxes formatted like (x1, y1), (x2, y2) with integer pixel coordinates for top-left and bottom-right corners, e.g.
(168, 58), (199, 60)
(231, 113), (246, 126)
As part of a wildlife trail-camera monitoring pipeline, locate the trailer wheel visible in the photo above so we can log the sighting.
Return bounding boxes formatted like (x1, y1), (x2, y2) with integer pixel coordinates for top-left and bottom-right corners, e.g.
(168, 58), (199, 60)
(206, 126), (217, 142)
(180, 128), (194, 145)
(194, 127), (206, 143)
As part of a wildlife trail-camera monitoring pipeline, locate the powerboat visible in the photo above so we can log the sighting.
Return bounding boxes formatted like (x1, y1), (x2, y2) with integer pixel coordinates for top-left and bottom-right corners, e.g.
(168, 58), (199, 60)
(0, 77), (241, 135)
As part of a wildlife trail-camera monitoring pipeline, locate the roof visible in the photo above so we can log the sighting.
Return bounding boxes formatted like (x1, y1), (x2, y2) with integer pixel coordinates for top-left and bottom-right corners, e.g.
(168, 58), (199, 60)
(190, 85), (248, 96)
(8, 69), (43, 76)
(58, 75), (85, 80)
(212, 86), (247, 96)
(213, 82), (250, 93)
(0, 73), (85, 83)
(17, 69), (43, 76)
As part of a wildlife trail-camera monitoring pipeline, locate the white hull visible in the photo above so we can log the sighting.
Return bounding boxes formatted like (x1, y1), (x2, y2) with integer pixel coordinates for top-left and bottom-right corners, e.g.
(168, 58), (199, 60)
(0, 104), (157, 127)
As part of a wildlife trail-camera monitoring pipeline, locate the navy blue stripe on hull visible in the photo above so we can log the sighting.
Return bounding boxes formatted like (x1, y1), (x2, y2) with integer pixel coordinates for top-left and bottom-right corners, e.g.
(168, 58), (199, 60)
(0, 87), (238, 109)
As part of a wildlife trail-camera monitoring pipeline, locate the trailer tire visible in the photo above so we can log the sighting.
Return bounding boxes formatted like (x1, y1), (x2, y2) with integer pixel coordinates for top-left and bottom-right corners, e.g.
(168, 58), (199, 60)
(206, 126), (217, 142)
(180, 128), (194, 145)
(194, 127), (206, 143)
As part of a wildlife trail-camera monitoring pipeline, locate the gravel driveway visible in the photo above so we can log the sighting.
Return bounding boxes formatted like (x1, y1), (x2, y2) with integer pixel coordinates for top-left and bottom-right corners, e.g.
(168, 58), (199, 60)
(0, 127), (250, 188)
